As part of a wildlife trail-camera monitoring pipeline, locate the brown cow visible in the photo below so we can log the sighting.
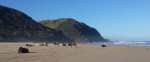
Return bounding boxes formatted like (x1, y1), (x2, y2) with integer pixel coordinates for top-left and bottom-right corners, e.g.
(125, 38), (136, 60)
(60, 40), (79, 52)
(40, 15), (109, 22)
(68, 42), (77, 47)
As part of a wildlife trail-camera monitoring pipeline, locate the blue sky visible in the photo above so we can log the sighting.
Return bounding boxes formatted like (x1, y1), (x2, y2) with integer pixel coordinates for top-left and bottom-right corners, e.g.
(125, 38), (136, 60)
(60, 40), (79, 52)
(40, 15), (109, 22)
(0, 0), (150, 41)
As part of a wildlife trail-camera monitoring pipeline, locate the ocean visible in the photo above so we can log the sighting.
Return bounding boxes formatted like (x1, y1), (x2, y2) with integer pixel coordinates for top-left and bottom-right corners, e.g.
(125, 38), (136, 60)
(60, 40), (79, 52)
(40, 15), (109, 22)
(94, 41), (150, 47)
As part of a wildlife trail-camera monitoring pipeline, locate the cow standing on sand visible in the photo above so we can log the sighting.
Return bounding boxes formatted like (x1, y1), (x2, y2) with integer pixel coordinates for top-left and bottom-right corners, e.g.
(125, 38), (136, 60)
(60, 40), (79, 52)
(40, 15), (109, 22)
(26, 44), (34, 46)
(68, 42), (77, 47)
(53, 42), (59, 46)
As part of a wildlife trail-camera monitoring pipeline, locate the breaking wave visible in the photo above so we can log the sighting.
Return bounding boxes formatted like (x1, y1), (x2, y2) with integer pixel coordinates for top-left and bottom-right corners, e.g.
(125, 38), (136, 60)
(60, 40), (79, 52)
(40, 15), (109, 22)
(113, 41), (147, 45)
(96, 41), (150, 46)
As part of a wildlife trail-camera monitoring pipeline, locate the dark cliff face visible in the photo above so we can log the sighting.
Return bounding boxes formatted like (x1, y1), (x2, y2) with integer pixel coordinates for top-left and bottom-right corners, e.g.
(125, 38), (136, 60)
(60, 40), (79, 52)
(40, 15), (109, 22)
(0, 5), (71, 42)
(39, 18), (106, 43)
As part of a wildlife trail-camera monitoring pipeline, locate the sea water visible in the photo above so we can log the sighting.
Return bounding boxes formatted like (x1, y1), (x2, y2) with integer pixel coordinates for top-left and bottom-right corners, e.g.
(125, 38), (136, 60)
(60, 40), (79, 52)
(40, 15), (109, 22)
(94, 41), (150, 47)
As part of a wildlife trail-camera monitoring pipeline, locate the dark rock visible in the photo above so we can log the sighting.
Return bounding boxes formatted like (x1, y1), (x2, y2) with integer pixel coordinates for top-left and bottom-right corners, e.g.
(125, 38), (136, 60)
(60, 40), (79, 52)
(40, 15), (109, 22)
(18, 47), (29, 53)
(102, 45), (107, 47)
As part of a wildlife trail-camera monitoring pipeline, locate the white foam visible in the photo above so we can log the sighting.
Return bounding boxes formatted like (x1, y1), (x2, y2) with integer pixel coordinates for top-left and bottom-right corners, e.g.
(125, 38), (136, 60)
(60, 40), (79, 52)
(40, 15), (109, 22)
(113, 41), (147, 45)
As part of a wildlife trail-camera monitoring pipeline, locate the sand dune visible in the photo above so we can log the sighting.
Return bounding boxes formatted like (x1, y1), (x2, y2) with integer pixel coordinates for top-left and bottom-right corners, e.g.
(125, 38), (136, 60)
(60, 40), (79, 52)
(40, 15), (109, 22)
(0, 43), (150, 62)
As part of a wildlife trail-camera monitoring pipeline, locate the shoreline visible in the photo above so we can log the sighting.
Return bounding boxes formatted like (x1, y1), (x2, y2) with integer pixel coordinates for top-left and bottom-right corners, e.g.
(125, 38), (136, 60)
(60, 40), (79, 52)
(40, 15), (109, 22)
(0, 43), (150, 62)
(1, 42), (150, 47)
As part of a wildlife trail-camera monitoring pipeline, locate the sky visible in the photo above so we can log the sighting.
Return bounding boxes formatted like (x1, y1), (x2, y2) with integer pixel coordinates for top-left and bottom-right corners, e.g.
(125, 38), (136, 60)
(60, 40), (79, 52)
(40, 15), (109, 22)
(0, 0), (150, 41)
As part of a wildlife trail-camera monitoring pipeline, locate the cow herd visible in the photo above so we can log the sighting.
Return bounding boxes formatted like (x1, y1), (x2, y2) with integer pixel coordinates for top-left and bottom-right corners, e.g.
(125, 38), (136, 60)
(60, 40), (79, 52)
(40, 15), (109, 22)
(18, 42), (78, 53)
(18, 42), (107, 53)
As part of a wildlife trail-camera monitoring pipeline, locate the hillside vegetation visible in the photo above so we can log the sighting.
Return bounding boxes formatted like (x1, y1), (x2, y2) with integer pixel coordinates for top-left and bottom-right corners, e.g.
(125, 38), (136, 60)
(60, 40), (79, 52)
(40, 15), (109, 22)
(0, 5), (71, 42)
(39, 18), (106, 42)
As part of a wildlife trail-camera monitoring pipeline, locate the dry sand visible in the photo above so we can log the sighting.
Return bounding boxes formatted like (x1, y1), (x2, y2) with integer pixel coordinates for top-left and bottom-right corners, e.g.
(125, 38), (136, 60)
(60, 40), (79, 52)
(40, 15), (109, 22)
(0, 43), (150, 62)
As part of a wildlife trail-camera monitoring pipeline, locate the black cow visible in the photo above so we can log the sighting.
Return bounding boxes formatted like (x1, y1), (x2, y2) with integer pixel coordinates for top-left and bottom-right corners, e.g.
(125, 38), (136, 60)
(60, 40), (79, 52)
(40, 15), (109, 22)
(63, 43), (66, 46)
(53, 42), (59, 45)
(26, 44), (34, 46)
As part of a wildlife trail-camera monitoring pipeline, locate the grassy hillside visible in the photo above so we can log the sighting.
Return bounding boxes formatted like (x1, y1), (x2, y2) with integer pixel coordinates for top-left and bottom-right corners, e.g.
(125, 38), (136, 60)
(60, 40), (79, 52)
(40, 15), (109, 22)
(39, 18), (106, 42)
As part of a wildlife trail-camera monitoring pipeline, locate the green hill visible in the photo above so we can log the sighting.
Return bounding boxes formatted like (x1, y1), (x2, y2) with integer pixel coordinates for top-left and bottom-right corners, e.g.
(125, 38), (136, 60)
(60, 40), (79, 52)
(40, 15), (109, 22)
(39, 18), (106, 43)
(0, 5), (71, 42)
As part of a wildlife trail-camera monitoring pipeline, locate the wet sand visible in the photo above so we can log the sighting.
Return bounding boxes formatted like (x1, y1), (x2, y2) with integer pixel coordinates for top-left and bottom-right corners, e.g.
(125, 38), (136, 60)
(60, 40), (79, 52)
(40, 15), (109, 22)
(0, 43), (150, 62)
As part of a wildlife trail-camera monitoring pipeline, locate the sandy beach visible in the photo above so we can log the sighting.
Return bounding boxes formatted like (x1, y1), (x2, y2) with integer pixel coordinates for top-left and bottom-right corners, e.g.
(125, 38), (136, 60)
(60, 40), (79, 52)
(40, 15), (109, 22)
(0, 43), (150, 62)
